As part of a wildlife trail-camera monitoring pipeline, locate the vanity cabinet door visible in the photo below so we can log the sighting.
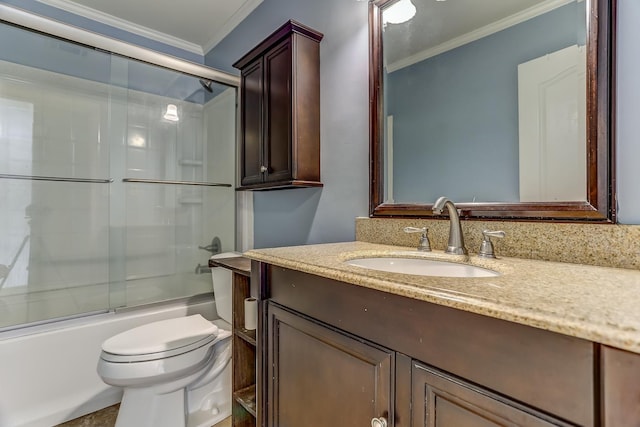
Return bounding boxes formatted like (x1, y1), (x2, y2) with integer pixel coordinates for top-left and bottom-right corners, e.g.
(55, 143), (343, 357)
(411, 362), (569, 427)
(602, 346), (640, 426)
(266, 303), (394, 427)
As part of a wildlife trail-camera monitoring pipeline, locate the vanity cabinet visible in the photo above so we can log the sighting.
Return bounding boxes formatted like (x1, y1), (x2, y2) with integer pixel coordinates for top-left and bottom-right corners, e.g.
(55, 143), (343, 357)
(256, 263), (597, 427)
(233, 20), (323, 191)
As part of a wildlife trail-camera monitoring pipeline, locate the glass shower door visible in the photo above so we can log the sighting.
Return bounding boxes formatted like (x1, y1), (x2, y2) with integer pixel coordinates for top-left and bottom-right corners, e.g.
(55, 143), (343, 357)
(0, 21), (238, 330)
(0, 24), (113, 328)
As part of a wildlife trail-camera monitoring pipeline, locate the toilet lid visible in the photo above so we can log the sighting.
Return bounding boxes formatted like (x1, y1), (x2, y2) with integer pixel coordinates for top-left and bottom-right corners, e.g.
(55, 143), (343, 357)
(102, 314), (219, 356)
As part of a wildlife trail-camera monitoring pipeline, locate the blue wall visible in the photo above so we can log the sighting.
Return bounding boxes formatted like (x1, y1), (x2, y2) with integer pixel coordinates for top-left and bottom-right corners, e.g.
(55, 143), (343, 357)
(0, 0), (203, 63)
(388, 2), (584, 203)
(205, 0), (370, 248)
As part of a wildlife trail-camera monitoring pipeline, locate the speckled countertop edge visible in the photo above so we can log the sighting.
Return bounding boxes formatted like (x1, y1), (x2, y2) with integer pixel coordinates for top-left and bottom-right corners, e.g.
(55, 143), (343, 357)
(244, 241), (640, 354)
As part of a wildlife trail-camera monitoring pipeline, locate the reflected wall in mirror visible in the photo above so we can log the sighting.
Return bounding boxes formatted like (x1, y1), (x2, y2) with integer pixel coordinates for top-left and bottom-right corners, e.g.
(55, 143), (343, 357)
(369, 0), (616, 221)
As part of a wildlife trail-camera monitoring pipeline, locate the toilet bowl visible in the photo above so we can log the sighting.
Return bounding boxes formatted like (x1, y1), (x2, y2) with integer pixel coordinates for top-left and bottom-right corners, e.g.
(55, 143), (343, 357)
(97, 252), (239, 427)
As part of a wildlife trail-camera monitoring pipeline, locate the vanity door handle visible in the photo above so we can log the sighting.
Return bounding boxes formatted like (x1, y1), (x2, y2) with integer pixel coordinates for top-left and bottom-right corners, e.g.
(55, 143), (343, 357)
(260, 165), (268, 173)
(371, 417), (388, 427)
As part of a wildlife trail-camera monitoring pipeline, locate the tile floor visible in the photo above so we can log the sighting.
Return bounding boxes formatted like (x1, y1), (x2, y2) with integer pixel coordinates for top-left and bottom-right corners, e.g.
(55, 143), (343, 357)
(56, 404), (232, 427)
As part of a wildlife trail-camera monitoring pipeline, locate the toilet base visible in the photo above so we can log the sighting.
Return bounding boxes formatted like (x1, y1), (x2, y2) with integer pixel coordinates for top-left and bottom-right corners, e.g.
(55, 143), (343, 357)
(187, 358), (232, 427)
(113, 348), (232, 427)
(116, 386), (186, 427)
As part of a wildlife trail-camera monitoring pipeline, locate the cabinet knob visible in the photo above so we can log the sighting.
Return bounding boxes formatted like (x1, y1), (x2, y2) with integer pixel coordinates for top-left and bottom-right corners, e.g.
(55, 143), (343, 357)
(260, 165), (267, 173)
(371, 417), (388, 427)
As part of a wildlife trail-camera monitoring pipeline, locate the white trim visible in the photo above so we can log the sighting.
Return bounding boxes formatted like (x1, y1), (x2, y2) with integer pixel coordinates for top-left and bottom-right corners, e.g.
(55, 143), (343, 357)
(237, 191), (254, 252)
(35, 0), (204, 55)
(387, 0), (576, 73)
(203, 0), (263, 53)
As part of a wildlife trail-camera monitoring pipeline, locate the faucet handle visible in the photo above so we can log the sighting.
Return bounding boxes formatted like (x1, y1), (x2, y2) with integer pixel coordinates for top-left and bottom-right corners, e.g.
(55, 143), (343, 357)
(479, 230), (505, 258)
(403, 227), (431, 252)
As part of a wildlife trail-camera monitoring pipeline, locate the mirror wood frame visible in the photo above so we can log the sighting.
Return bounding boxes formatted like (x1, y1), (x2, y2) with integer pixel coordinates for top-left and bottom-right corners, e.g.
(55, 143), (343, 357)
(369, 0), (616, 222)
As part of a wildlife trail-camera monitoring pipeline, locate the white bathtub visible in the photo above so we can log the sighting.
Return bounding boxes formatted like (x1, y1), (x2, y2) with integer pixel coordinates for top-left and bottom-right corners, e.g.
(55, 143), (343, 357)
(0, 296), (217, 427)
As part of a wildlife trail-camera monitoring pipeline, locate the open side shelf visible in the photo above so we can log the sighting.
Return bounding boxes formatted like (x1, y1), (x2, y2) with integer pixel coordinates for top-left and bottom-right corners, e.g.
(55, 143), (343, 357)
(235, 329), (257, 346)
(233, 384), (257, 418)
(209, 255), (256, 427)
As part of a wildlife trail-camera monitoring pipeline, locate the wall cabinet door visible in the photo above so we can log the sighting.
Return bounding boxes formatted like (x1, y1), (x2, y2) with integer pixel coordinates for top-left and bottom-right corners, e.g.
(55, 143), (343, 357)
(411, 362), (569, 427)
(266, 303), (394, 427)
(239, 58), (264, 187)
(263, 39), (292, 184)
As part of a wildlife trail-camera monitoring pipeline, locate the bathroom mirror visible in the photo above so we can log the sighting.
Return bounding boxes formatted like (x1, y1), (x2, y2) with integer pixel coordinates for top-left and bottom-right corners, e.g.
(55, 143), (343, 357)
(369, 0), (616, 221)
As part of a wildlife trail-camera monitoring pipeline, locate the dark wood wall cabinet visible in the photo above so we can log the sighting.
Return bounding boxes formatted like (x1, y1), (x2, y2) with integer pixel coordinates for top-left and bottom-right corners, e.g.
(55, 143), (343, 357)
(254, 262), (640, 427)
(233, 20), (323, 191)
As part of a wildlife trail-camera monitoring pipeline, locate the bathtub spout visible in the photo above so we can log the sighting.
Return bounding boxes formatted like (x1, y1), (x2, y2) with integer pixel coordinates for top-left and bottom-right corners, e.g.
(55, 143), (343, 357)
(195, 263), (211, 275)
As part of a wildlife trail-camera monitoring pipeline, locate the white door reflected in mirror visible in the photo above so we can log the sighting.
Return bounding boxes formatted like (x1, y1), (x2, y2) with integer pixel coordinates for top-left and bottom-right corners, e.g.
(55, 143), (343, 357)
(518, 44), (586, 202)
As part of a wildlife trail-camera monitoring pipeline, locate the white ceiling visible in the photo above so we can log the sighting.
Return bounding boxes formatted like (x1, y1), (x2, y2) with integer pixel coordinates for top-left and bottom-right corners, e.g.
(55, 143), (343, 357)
(36, 0), (263, 56)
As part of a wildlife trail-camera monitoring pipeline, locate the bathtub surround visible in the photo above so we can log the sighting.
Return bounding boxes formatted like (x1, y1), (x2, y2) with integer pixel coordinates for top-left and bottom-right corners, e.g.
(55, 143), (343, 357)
(356, 217), (640, 270)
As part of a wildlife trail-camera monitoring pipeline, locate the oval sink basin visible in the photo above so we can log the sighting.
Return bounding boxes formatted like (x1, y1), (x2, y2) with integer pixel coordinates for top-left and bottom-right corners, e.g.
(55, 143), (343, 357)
(345, 257), (500, 278)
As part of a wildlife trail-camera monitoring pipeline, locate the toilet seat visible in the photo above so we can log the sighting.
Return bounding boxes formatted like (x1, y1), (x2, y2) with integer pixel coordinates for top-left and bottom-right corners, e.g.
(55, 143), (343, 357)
(101, 315), (219, 363)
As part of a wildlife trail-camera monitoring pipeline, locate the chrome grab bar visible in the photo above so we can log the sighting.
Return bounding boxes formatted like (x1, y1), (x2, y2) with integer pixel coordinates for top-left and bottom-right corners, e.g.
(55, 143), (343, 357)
(0, 175), (232, 188)
(0, 173), (113, 183)
(122, 178), (231, 187)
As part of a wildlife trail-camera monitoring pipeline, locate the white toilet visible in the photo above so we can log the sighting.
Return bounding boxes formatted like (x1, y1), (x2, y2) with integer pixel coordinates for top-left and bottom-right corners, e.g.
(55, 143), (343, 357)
(97, 252), (239, 427)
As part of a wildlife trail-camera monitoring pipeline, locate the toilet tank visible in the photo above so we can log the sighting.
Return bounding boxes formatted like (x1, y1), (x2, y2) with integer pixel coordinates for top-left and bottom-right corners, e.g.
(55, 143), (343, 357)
(209, 252), (240, 324)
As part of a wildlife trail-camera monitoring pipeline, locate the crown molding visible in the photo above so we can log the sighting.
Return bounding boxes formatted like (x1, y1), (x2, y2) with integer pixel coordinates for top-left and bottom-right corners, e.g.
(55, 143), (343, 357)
(35, 0), (204, 55)
(387, 0), (577, 73)
(203, 0), (262, 53)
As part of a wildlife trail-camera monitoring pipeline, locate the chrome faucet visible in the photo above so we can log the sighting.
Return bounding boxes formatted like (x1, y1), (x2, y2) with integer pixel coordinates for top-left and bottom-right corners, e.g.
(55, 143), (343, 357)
(432, 197), (467, 255)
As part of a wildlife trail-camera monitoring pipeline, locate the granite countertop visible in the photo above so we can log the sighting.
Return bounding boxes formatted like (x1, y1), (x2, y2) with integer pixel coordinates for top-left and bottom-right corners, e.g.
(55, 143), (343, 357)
(244, 241), (640, 354)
